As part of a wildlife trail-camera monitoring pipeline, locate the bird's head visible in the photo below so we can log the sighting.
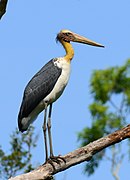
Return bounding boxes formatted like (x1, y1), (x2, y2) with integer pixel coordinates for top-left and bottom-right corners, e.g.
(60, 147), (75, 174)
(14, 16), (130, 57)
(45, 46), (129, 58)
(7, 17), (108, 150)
(56, 29), (104, 48)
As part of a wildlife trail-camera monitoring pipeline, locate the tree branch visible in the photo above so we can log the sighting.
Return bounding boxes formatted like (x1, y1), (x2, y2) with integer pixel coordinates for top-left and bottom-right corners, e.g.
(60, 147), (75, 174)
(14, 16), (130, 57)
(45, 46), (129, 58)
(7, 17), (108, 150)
(0, 0), (8, 19)
(9, 124), (130, 180)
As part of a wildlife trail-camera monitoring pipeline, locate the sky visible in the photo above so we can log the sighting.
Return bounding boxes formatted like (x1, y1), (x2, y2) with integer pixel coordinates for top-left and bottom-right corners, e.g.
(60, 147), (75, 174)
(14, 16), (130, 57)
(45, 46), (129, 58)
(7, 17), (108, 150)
(0, 0), (130, 179)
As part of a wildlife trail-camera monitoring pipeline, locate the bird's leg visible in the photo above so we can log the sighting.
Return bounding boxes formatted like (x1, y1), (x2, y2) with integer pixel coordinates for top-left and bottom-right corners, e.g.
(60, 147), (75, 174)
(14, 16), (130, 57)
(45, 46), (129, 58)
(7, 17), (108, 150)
(42, 102), (48, 162)
(47, 103), (66, 165)
(47, 103), (54, 157)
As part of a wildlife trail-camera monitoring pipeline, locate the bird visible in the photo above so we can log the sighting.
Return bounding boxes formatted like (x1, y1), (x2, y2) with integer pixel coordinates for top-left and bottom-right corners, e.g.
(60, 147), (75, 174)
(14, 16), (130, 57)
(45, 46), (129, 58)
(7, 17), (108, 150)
(18, 29), (104, 162)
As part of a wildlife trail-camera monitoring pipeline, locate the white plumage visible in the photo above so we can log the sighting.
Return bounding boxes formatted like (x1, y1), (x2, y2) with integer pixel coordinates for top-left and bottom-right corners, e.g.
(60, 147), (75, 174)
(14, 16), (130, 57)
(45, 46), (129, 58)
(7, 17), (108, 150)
(44, 57), (71, 102)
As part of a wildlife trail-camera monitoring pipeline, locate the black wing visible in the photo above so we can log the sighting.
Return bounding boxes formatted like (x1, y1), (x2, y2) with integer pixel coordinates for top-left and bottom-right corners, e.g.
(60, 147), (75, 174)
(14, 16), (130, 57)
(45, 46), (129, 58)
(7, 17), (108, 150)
(18, 59), (62, 120)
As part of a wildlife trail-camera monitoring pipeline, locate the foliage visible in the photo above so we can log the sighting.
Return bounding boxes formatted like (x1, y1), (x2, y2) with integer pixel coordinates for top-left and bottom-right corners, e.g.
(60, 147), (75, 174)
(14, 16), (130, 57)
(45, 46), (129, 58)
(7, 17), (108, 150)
(0, 126), (38, 179)
(78, 59), (130, 178)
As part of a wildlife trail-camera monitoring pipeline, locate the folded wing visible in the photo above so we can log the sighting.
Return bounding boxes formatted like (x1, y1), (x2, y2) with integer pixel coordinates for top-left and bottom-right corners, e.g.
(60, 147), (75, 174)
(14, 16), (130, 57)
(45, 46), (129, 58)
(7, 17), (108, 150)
(18, 59), (62, 121)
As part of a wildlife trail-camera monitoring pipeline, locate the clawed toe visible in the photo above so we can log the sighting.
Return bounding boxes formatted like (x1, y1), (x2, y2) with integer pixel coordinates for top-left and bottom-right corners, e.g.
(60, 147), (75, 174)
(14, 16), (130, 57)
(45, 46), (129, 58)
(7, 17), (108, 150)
(46, 155), (66, 170)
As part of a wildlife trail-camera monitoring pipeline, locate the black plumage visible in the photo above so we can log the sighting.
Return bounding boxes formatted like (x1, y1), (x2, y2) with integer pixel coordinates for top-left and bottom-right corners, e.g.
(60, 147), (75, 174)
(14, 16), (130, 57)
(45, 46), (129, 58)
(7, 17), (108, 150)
(18, 59), (62, 131)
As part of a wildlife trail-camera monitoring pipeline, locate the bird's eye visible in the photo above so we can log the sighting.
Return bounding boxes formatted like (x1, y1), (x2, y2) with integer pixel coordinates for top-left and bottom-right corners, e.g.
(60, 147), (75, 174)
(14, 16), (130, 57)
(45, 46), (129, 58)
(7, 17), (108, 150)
(65, 32), (71, 36)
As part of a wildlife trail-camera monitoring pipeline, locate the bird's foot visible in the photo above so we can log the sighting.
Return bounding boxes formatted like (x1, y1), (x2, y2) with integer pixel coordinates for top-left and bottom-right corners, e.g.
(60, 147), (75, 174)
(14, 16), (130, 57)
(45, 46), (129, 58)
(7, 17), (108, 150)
(46, 155), (66, 170)
(50, 155), (66, 163)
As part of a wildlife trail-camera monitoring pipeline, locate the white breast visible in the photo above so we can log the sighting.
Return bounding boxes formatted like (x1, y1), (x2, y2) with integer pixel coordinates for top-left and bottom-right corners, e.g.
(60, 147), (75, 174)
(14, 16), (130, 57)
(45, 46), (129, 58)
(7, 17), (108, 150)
(44, 57), (71, 103)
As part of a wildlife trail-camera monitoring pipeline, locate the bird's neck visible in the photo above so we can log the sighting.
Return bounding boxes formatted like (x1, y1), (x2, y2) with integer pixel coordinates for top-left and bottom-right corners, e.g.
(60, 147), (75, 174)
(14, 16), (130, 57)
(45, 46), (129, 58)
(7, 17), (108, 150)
(61, 40), (74, 62)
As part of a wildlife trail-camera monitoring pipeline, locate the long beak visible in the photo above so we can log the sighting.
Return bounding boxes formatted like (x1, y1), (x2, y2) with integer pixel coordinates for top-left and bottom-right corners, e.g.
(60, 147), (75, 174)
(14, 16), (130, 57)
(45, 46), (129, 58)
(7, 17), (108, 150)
(73, 33), (104, 48)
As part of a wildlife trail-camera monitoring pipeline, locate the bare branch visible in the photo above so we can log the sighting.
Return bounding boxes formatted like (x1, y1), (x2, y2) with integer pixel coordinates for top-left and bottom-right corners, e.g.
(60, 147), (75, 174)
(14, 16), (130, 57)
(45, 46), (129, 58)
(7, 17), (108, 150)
(0, 0), (8, 19)
(109, 99), (120, 113)
(111, 145), (123, 180)
(112, 154), (124, 180)
(9, 124), (130, 180)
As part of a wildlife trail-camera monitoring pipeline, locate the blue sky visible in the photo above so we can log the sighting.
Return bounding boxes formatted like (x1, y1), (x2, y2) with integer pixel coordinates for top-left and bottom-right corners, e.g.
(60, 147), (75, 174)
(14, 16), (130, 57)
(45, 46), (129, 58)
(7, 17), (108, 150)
(0, 0), (130, 179)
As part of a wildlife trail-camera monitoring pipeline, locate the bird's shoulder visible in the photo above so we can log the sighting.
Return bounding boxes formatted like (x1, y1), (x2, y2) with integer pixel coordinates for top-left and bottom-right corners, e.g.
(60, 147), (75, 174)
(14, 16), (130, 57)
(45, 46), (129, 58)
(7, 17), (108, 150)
(25, 58), (62, 95)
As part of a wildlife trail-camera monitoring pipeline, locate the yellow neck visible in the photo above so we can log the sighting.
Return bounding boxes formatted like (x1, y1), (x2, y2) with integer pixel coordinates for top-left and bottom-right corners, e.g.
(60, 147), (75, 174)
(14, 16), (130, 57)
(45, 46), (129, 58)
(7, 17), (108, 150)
(61, 40), (74, 62)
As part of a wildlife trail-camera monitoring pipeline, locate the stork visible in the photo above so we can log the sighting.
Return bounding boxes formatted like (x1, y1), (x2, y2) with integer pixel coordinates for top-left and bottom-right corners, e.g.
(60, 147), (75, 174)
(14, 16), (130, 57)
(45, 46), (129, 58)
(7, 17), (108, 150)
(18, 29), (104, 162)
